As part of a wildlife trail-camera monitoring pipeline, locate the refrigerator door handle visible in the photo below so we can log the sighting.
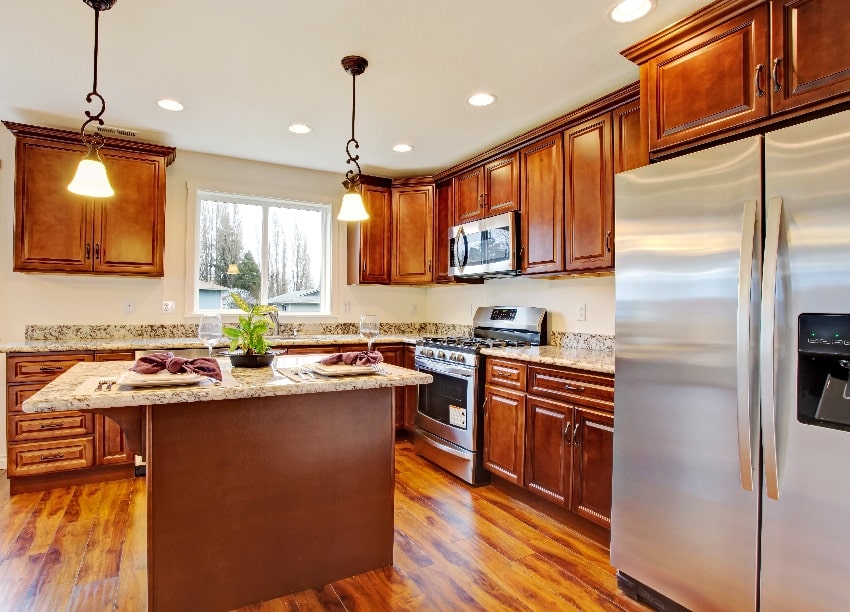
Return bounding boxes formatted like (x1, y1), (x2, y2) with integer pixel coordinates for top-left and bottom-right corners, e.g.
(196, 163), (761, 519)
(736, 200), (758, 492)
(761, 197), (783, 500)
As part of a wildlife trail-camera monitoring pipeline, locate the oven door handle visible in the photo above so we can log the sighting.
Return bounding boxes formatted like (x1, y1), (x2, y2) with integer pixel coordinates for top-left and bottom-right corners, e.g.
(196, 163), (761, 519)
(415, 428), (474, 460)
(416, 362), (475, 378)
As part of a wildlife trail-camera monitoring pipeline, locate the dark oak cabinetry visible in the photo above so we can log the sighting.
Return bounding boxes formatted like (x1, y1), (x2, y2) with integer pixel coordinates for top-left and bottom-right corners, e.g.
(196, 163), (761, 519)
(3, 122), (175, 277)
(433, 180), (453, 283)
(624, 0), (850, 155)
(452, 153), (520, 224)
(391, 179), (435, 285)
(520, 136), (565, 275)
(484, 356), (615, 529)
(347, 179), (393, 285)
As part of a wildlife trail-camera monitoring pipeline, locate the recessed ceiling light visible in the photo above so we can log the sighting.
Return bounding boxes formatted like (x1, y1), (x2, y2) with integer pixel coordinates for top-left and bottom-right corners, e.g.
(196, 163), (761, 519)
(609, 0), (655, 23)
(157, 99), (184, 112)
(288, 123), (312, 134)
(467, 93), (496, 107)
(392, 144), (413, 153)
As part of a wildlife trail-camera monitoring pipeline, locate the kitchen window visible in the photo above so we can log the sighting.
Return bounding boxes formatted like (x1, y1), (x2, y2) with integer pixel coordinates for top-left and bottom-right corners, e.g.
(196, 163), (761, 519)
(188, 188), (331, 315)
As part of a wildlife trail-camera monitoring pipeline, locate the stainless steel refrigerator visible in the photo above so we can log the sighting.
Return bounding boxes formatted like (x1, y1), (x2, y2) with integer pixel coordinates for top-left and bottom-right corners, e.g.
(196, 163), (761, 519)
(611, 109), (850, 611)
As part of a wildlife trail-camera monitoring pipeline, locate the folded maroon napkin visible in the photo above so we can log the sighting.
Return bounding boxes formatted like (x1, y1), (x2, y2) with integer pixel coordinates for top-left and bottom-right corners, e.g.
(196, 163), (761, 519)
(319, 350), (384, 367)
(131, 352), (223, 381)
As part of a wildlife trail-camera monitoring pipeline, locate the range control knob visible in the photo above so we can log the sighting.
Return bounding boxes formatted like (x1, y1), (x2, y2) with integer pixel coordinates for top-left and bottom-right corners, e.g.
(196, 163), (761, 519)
(451, 353), (466, 364)
(423, 348), (434, 358)
(437, 350), (446, 359)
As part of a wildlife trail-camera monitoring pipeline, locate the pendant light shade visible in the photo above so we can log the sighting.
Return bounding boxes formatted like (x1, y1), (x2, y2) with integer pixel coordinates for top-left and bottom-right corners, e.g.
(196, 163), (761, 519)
(67, 0), (116, 198)
(337, 55), (370, 222)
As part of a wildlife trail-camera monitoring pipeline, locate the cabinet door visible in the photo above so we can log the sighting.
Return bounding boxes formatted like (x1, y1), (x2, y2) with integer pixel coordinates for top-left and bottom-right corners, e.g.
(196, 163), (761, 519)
(564, 115), (614, 272)
(95, 414), (134, 465)
(94, 152), (166, 276)
(391, 185), (434, 284)
(520, 135), (564, 274)
(571, 407), (614, 528)
(483, 384), (526, 485)
(434, 181), (453, 283)
(613, 99), (646, 173)
(525, 395), (571, 506)
(13, 139), (95, 272)
(403, 346), (418, 431)
(770, 0), (850, 115)
(452, 167), (484, 223)
(350, 183), (392, 284)
(484, 152), (519, 216)
(646, 5), (770, 151)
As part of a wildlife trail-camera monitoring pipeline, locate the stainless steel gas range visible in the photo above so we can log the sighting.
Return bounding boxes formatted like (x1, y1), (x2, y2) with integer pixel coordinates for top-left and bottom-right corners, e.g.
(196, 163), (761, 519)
(413, 306), (547, 485)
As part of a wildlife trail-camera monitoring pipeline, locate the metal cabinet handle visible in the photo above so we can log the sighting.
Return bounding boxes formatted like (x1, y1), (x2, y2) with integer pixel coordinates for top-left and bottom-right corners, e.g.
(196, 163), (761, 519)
(94, 243), (101, 260)
(605, 231), (612, 253)
(85, 243), (91, 260)
(564, 383), (585, 392)
(428, 260), (432, 273)
(39, 366), (63, 372)
(573, 423), (580, 446)
(279, 348), (288, 354)
(754, 64), (765, 97)
(771, 58), (782, 92)
(483, 396), (488, 415)
(563, 420), (572, 442)
(39, 422), (64, 429)
(40, 453), (65, 462)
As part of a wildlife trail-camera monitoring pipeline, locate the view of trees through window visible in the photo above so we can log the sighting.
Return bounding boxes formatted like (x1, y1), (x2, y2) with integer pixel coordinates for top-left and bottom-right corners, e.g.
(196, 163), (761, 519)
(196, 194), (326, 313)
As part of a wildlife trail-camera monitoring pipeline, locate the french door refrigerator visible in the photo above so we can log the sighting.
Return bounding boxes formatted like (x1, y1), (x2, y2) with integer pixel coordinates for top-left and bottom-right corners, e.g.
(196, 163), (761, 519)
(611, 109), (850, 611)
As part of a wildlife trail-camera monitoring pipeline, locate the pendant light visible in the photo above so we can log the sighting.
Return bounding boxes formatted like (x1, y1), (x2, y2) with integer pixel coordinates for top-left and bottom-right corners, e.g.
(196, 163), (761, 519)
(337, 55), (370, 222)
(68, 0), (116, 198)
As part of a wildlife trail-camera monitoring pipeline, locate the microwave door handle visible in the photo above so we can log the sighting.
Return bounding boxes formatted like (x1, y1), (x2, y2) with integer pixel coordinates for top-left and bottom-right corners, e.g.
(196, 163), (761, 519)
(454, 227), (468, 272)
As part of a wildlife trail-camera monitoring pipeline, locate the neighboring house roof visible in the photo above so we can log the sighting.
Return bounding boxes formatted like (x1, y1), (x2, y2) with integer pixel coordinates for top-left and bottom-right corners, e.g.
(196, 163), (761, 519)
(199, 281), (231, 291)
(268, 288), (320, 305)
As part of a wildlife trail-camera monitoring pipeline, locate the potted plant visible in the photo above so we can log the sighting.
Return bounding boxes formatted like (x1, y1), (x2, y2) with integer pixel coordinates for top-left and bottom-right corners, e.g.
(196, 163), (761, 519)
(222, 293), (279, 368)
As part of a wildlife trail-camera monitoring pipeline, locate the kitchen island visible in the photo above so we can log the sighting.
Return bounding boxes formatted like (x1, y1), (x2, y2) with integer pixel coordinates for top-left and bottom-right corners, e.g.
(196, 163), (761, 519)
(22, 357), (431, 612)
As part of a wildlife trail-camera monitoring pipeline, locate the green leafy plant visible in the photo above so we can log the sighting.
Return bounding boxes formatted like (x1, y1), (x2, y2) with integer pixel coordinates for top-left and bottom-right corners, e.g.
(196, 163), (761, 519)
(222, 293), (278, 355)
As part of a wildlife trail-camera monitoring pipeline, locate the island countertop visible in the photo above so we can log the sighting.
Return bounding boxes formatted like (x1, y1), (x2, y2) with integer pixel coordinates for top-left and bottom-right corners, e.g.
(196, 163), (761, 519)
(22, 355), (432, 413)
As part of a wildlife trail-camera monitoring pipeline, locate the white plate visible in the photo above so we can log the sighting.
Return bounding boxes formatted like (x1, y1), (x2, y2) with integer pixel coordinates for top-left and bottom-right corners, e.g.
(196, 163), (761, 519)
(310, 362), (377, 377)
(118, 370), (206, 387)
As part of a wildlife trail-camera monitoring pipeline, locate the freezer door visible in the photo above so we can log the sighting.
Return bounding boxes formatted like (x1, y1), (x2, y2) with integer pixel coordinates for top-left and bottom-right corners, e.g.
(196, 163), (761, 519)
(760, 110), (850, 611)
(612, 137), (762, 610)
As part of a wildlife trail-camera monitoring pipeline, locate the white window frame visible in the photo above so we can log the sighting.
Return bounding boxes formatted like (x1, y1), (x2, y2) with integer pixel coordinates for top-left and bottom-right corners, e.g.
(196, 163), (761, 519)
(185, 182), (333, 317)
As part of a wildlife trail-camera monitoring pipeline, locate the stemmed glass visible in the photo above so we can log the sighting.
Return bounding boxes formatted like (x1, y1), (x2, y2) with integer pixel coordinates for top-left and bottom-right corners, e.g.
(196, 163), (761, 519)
(198, 314), (223, 357)
(359, 314), (380, 353)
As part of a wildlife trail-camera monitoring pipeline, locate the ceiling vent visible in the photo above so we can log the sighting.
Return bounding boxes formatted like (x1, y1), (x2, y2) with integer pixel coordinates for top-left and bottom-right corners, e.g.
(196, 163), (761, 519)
(97, 124), (139, 138)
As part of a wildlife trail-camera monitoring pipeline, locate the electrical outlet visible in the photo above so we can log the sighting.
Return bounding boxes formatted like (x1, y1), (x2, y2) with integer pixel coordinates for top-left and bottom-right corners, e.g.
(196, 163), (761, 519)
(576, 303), (586, 322)
(162, 300), (176, 314)
(124, 300), (136, 315)
(343, 301), (351, 314)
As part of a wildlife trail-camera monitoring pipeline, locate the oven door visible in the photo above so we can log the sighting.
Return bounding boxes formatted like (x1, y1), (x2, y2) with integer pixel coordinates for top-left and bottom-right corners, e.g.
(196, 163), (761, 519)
(414, 356), (477, 451)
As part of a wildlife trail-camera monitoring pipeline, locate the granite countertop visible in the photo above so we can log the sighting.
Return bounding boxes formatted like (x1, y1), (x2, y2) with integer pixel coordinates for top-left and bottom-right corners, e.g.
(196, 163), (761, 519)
(22, 356), (432, 414)
(0, 335), (421, 354)
(480, 345), (614, 374)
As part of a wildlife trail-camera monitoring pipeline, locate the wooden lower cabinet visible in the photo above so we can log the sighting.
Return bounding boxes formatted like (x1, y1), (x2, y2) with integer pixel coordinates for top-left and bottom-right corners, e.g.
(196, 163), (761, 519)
(483, 383), (526, 486)
(403, 345), (418, 431)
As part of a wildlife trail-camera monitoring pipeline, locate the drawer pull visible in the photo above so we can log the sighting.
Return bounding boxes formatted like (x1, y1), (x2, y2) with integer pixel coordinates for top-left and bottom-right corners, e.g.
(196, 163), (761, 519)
(494, 366), (518, 376)
(564, 383), (585, 392)
(40, 453), (65, 462)
(39, 366), (64, 372)
(39, 422), (65, 429)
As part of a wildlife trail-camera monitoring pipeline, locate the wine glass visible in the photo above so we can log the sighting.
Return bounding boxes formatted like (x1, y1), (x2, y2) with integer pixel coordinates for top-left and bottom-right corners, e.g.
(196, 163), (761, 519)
(359, 314), (380, 353)
(198, 314), (223, 357)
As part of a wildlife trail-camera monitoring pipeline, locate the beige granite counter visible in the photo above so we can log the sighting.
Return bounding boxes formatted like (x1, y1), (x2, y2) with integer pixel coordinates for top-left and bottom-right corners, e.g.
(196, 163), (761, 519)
(481, 345), (615, 374)
(22, 355), (432, 413)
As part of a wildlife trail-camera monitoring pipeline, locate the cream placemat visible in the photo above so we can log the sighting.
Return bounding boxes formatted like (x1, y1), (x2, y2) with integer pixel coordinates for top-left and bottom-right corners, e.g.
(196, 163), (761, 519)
(74, 368), (240, 395)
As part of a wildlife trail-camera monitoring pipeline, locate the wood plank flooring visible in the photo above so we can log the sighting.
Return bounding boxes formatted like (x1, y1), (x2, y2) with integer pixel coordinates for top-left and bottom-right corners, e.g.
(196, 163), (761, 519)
(0, 440), (648, 611)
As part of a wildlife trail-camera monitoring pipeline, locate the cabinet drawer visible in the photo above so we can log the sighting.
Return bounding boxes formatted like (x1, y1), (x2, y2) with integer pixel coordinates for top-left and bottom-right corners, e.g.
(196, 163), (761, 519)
(7, 437), (95, 477)
(527, 366), (614, 411)
(8, 411), (94, 442)
(7, 383), (44, 413)
(6, 353), (93, 383)
(485, 358), (527, 390)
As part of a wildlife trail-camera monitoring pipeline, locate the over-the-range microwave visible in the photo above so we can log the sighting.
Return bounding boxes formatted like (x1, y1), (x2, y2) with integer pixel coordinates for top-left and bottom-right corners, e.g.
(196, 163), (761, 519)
(449, 211), (520, 278)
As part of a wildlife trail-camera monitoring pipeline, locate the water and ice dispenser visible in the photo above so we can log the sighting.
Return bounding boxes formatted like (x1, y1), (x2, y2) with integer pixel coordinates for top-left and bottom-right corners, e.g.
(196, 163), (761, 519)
(798, 314), (850, 431)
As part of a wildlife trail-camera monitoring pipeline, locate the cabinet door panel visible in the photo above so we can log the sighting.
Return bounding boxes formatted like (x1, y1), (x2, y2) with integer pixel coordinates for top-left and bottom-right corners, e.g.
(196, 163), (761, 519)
(392, 186), (434, 284)
(434, 181), (453, 283)
(94, 153), (165, 276)
(8, 437), (95, 477)
(453, 168), (484, 223)
(525, 396), (571, 506)
(351, 184), (392, 284)
(96, 414), (135, 465)
(613, 100), (645, 173)
(647, 6), (769, 151)
(572, 408), (614, 528)
(14, 140), (94, 272)
(520, 135), (564, 274)
(485, 153), (519, 215)
(483, 384), (526, 485)
(564, 115), (613, 272)
(7, 353), (94, 384)
(770, 0), (850, 114)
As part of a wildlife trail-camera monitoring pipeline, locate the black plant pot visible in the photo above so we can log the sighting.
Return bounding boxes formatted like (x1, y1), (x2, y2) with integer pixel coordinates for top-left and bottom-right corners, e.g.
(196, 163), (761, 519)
(227, 352), (277, 368)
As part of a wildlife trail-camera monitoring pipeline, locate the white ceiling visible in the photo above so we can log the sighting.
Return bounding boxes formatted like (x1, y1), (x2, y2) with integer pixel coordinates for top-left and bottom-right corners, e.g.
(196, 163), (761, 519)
(0, 1), (713, 178)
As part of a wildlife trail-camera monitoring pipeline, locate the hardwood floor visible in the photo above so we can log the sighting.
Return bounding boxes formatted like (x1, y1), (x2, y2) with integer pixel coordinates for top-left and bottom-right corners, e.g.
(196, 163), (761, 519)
(0, 440), (647, 611)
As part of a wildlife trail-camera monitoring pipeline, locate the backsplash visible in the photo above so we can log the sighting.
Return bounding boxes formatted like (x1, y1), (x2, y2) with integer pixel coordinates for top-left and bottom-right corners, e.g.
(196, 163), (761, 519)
(25, 324), (612, 349)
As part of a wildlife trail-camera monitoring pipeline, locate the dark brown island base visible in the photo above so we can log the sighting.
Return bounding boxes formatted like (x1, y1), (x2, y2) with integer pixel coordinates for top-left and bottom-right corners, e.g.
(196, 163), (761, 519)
(22, 357), (431, 611)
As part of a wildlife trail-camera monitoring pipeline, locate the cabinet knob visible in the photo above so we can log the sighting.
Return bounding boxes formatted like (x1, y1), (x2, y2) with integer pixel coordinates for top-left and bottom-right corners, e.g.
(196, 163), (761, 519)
(771, 57), (782, 92)
(754, 64), (765, 98)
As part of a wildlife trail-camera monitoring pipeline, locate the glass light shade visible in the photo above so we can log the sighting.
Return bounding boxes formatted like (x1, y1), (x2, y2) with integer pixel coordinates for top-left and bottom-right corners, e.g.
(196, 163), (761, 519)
(227, 263), (240, 275)
(68, 148), (114, 197)
(338, 189), (369, 221)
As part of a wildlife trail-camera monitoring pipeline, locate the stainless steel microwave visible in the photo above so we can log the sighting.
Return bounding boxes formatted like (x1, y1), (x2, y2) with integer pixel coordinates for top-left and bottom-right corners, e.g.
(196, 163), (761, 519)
(449, 212), (520, 277)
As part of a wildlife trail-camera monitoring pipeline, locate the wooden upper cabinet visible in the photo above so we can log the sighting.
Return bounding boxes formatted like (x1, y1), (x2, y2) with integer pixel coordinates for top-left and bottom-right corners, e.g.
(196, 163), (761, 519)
(434, 180), (453, 283)
(564, 114), (614, 272)
(520, 135), (564, 274)
(348, 180), (392, 284)
(391, 179), (434, 284)
(613, 99), (646, 173)
(483, 152), (520, 216)
(4, 122), (174, 277)
(770, 0), (850, 115)
(452, 166), (485, 223)
(644, 5), (770, 152)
